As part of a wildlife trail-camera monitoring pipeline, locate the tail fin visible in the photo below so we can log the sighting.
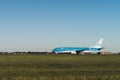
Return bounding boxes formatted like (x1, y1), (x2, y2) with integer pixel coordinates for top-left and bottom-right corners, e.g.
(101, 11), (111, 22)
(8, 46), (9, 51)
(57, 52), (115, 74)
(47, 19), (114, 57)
(93, 38), (103, 48)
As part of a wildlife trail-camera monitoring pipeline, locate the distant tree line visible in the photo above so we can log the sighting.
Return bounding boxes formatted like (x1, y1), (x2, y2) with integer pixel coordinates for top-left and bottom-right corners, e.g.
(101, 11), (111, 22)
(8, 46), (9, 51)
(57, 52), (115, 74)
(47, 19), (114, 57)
(0, 51), (51, 55)
(0, 52), (120, 55)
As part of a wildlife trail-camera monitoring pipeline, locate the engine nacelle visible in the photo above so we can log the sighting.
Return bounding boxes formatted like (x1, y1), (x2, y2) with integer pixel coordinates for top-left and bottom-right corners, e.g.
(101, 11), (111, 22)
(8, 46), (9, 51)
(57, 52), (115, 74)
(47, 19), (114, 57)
(71, 51), (77, 54)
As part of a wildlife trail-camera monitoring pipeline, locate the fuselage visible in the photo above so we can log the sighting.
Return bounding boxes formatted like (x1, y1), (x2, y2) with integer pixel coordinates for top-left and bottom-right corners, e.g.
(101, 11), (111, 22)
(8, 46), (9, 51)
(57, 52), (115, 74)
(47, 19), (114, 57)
(52, 47), (100, 53)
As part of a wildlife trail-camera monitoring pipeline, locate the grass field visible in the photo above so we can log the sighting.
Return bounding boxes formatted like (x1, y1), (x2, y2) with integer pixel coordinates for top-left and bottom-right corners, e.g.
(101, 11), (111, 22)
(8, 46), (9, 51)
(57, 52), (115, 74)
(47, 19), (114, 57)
(0, 54), (119, 80)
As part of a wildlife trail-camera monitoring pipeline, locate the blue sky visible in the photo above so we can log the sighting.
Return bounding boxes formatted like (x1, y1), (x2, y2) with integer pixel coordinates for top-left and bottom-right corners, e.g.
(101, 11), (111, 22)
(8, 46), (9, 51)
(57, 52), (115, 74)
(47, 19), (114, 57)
(0, 0), (120, 52)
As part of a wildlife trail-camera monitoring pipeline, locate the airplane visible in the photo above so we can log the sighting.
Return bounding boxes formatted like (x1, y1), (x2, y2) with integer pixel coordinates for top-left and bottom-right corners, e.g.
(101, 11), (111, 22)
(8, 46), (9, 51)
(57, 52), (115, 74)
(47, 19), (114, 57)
(52, 38), (104, 54)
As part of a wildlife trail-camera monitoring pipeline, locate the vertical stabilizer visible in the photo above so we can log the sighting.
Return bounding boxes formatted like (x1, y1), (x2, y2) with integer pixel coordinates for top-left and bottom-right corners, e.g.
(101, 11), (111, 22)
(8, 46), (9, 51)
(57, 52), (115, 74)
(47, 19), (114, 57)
(93, 38), (103, 48)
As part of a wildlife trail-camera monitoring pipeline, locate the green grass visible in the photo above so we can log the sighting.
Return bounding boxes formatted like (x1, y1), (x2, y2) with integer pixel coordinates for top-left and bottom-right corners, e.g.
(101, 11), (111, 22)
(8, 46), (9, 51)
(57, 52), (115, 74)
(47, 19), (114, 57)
(0, 54), (119, 80)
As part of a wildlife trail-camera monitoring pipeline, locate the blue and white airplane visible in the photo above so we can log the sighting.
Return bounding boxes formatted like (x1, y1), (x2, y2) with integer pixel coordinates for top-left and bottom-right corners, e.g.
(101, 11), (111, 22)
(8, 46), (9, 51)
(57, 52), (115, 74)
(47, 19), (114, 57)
(52, 39), (104, 54)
